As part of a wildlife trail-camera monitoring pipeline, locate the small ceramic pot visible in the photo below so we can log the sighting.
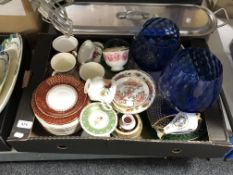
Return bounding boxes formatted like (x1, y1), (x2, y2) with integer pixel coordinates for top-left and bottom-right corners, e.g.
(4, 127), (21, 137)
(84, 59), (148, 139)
(119, 114), (136, 131)
(103, 47), (129, 71)
(84, 77), (116, 104)
(112, 114), (143, 139)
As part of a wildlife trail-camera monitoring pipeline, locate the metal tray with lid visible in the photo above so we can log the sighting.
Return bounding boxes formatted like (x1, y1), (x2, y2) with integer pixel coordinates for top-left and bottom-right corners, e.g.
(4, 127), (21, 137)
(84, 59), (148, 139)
(38, 2), (229, 37)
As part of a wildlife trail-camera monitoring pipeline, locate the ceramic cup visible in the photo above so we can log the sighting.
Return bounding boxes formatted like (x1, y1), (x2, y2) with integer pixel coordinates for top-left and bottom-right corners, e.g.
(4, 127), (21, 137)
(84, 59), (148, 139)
(79, 62), (105, 81)
(103, 38), (129, 71)
(50, 53), (76, 76)
(119, 114), (136, 131)
(52, 35), (78, 57)
(103, 47), (129, 71)
(113, 114), (143, 139)
(78, 40), (103, 64)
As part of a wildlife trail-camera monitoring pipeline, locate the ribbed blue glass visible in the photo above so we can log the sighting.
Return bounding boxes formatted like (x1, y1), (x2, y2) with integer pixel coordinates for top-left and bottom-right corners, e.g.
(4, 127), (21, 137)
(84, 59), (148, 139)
(130, 18), (180, 71)
(158, 48), (223, 112)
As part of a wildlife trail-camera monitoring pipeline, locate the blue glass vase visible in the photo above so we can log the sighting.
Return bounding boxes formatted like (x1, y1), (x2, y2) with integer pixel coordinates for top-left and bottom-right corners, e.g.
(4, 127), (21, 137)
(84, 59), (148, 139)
(158, 48), (223, 113)
(130, 17), (180, 71)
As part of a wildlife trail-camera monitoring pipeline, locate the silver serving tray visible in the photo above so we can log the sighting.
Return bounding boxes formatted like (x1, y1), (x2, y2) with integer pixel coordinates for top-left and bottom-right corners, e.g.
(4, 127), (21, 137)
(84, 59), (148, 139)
(62, 3), (220, 37)
(0, 34), (23, 113)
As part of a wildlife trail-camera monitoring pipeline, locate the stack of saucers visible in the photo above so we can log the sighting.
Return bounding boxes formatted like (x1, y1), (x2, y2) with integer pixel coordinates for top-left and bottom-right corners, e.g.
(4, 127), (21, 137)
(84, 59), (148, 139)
(31, 75), (88, 135)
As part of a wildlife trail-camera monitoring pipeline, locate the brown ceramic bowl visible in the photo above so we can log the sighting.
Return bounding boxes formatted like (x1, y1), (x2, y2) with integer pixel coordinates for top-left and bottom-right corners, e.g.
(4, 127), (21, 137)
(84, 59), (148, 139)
(34, 75), (88, 118)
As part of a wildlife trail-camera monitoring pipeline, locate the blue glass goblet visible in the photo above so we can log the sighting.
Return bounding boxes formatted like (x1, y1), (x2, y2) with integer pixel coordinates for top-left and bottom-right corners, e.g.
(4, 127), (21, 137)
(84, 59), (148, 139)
(130, 17), (180, 71)
(158, 48), (223, 113)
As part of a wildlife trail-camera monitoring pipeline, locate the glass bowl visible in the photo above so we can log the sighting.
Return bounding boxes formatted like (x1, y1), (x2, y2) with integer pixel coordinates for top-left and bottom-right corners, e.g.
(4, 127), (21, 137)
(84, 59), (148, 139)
(158, 48), (223, 113)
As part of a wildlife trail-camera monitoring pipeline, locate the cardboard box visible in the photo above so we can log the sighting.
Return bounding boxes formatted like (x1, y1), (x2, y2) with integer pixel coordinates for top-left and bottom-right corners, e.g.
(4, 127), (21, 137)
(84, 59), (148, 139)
(7, 33), (232, 158)
(0, 0), (41, 33)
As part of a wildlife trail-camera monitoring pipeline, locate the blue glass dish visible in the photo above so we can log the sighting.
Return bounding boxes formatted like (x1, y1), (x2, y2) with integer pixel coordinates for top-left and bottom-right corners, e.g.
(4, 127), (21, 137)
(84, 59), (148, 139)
(130, 17), (180, 71)
(158, 48), (223, 113)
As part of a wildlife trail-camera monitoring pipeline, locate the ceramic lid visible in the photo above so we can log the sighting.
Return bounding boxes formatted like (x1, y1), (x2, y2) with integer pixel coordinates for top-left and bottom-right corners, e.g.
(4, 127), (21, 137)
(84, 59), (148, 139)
(61, 3), (218, 37)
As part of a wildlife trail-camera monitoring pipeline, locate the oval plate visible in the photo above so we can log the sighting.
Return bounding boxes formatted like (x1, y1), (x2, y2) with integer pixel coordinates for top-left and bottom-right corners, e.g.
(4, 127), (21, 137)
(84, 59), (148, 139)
(0, 34), (23, 114)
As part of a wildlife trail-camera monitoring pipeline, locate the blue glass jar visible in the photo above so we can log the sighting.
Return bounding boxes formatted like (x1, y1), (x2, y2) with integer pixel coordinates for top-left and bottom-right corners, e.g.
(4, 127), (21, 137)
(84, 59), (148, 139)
(130, 18), (180, 71)
(158, 48), (223, 113)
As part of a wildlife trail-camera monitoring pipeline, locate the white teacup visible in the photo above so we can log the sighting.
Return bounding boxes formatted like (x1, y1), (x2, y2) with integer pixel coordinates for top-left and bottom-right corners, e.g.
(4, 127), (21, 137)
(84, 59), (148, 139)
(78, 40), (103, 64)
(51, 53), (76, 76)
(79, 62), (105, 81)
(52, 35), (78, 56)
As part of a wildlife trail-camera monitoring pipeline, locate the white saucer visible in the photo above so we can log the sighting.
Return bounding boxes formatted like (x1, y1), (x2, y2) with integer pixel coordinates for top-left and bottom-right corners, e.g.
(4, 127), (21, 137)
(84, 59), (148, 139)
(46, 84), (78, 112)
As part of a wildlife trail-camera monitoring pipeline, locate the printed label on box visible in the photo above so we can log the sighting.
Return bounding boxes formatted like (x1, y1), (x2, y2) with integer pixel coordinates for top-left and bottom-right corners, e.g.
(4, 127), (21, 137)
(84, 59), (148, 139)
(14, 132), (24, 138)
(17, 120), (33, 129)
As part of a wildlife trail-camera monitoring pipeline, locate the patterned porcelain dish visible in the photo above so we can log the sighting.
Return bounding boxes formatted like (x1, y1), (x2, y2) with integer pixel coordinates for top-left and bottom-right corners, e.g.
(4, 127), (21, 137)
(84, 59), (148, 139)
(154, 115), (202, 141)
(34, 75), (88, 118)
(31, 92), (88, 125)
(80, 102), (118, 137)
(112, 70), (156, 114)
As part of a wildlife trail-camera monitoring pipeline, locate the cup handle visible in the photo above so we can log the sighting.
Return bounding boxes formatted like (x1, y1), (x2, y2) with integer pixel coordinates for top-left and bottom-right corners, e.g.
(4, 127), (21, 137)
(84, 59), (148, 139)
(52, 71), (58, 76)
(84, 79), (91, 94)
(71, 50), (78, 57)
(101, 102), (112, 111)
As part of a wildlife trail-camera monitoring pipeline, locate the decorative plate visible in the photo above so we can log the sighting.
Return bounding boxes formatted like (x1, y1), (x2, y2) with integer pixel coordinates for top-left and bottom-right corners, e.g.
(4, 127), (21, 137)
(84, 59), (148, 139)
(0, 34), (23, 114)
(114, 77), (149, 108)
(32, 92), (88, 125)
(34, 75), (88, 118)
(80, 102), (118, 137)
(112, 70), (156, 114)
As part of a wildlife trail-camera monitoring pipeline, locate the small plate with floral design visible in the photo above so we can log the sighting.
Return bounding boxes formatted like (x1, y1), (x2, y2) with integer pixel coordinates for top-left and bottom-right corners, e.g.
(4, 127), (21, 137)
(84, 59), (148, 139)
(112, 70), (156, 114)
(80, 102), (118, 137)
